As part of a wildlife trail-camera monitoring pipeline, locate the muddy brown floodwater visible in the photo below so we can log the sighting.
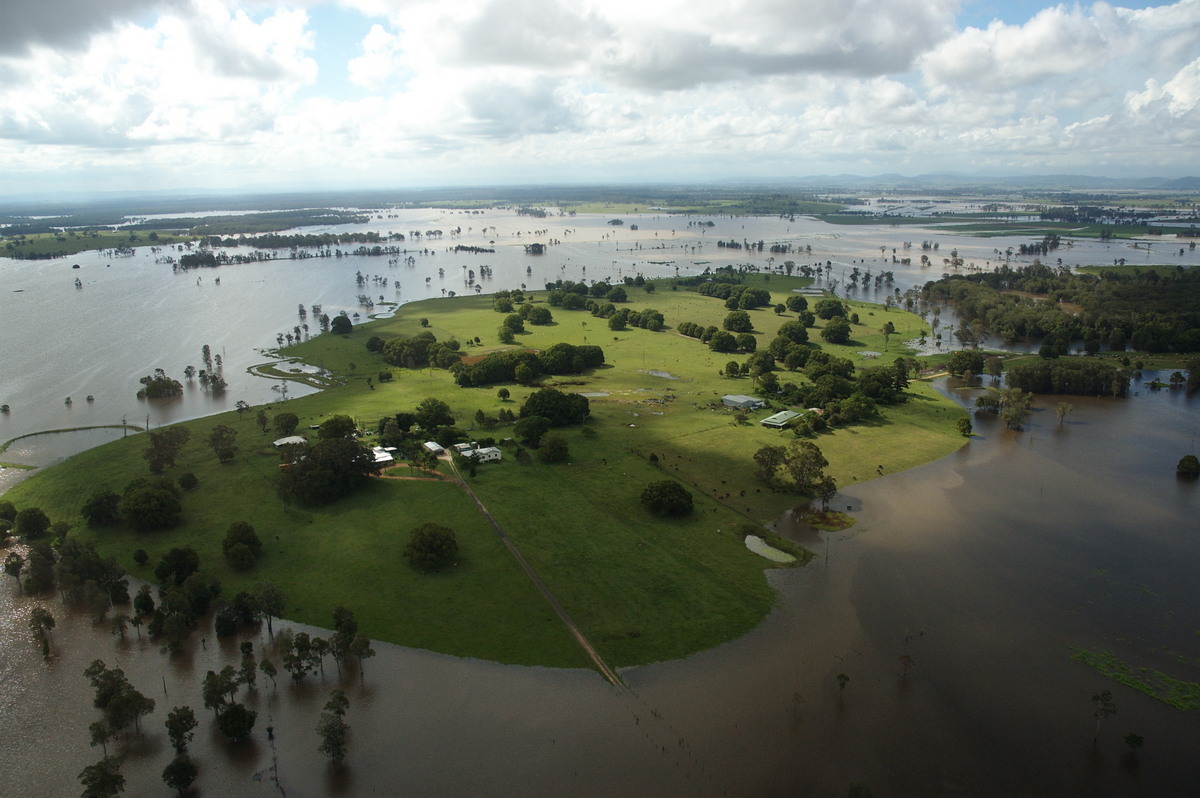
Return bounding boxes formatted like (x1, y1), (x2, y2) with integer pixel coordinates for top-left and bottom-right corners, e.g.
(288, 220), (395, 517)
(3, 375), (1198, 797)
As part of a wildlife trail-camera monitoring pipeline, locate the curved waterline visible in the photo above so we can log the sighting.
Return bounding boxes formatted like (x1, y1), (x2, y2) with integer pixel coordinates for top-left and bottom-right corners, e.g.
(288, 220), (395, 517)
(0, 423), (144, 457)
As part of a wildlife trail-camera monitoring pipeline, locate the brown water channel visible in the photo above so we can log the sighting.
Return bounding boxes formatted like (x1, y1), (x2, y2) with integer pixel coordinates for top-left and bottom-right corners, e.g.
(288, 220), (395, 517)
(3, 376), (1197, 796)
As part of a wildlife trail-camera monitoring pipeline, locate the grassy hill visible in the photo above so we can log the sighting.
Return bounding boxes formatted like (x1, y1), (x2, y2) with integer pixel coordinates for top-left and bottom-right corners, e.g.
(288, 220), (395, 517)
(4, 275), (965, 668)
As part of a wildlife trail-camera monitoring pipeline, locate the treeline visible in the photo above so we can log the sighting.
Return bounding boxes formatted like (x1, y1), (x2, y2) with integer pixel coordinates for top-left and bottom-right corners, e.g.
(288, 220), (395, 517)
(365, 330), (606, 387)
(205, 231), (399, 249)
(923, 261), (1200, 352)
(1005, 359), (1130, 396)
(696, 281), (772, 309)
(453, 343), (604, 387)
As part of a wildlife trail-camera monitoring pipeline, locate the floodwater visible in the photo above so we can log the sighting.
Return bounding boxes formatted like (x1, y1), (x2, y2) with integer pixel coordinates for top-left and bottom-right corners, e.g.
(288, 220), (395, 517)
(3, 206), (1199, 794)
(5, 205), (1199, 492)
(3, 375), (1197, 797)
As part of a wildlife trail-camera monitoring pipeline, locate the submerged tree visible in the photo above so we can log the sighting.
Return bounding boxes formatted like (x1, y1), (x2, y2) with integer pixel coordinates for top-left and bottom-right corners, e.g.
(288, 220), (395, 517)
(161, 755), (197, 796)
(165, 706), (198, 755)
(1092, 690), (1117, 747)
(78, 756), (125, 798)
(317, 689), (351, 763)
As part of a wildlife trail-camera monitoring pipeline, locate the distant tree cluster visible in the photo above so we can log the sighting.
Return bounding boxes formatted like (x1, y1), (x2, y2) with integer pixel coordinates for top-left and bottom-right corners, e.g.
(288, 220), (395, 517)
(452, 343), (604, 387)
(277, 437), (379, 506)
(922, 261), (1200, 353)
(752, 441), (837, 506)
(697, 282), (772, 310)
(975, 387), (1035, 429)
(136, 369), (183, 399)
(1004, 359), (1130, 397)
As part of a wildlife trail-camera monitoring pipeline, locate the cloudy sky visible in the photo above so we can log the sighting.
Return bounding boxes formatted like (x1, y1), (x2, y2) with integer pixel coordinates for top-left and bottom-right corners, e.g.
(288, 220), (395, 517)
(1, 0), (1197, 199)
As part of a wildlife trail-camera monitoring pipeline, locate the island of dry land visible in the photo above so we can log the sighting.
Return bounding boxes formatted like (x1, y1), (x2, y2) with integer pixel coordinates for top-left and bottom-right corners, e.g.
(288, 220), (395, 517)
(5, 274), (966, 669)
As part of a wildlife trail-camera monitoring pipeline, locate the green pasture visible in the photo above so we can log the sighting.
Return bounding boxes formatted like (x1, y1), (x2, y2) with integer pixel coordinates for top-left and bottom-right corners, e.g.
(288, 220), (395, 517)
(5, 275), (966, 668)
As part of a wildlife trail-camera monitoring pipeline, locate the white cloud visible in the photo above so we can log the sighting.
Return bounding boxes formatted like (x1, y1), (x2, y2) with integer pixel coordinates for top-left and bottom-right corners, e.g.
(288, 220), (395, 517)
(2, 0), (1200, 194)
(0, 0), (316, 148)
(0, 0), (188, 55)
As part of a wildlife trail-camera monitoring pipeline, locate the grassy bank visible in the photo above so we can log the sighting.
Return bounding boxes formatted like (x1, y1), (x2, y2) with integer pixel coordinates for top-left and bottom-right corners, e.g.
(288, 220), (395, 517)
(5, 275), (966, 667)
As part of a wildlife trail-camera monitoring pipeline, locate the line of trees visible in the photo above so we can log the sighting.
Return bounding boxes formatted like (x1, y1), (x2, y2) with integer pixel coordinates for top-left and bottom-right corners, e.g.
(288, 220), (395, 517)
(922, 261), (1200, 353)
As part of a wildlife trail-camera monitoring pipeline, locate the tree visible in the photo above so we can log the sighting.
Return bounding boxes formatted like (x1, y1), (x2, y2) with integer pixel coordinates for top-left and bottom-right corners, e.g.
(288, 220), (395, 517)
(161, 755), (197, 796)
(207, 424), (238, 463)
(217, 702), (257, 742)
(538, 433), (569, 463)
(222, 522), (263, 570)
(415, 397), (454, 431)
(5, 551), (24, 593)
(821, 317), (852, 345)
(708, 330), (738, 353)
(999, 390), (1034, 430)
(1092, 690), (1117, 747)
(317, 697), (350, 763)
(514, 414), (551, 447)
(260, 657), (278, 688)
(29, 605), (55, 654)
(349, 633), (376, 678)
(519, 387), (590, 426)
(753, 445), (787, 485)
(785, 441), (830, 495)
(640, 480), (694, 517)
(404, 523), (458, 571)
(956, 417), (973, 437)
(946, 350), (985, 377)
(814, 298), (846, 319)
(254, 581), (286, 637)
(89, 720), (112, 756)
(814, 475), (838, 509)
(723, 310), (753, 333)
(154, 547), (200, 586)
(256, 409), (269, 432)
(78, 756), (124, 798)
(330, 314), (352, 334)
(143, 427), (190, 473)
(273, 412), (300, 436)
(165, 706), (198, 754)
(81, 489), (122, 526)
(318, 414), (357, 440)
(880, 321), (895, 351)
(15, 506), (50, 539)
(1055, 402), (1074, 426)
(121, 482), (182, 531)
(277, 437), (378, 506)
(1178, 454), (1200, 478)
(497, 387), (510, 401)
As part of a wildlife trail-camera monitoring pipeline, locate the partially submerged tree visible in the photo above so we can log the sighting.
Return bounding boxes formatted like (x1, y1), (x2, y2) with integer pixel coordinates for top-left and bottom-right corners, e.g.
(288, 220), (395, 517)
(317, 689), (351, 763)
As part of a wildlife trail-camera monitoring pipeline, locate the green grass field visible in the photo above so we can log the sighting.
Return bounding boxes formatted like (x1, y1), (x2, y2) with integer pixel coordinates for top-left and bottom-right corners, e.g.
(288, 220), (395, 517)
(5, 275), (966, 667)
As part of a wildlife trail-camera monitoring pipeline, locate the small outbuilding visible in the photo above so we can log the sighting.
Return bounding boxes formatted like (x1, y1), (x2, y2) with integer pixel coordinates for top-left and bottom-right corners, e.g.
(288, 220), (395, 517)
(722, 394), (764, 411)
(422, 441), (445, 455)
(371, 446), (395, 466)
(760, 410), (803, 429)
(272, 435), (307, 447)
